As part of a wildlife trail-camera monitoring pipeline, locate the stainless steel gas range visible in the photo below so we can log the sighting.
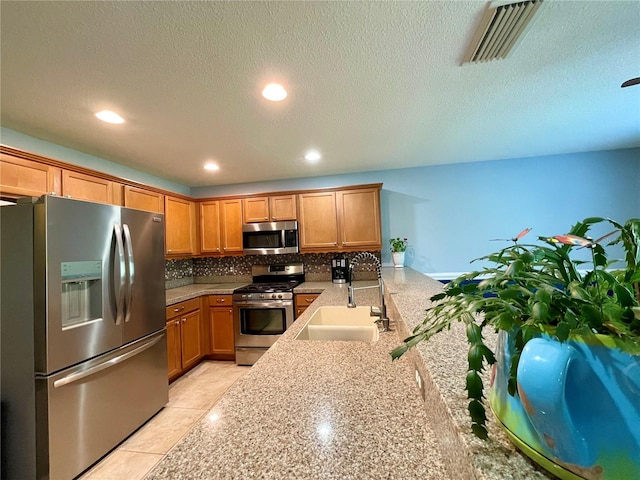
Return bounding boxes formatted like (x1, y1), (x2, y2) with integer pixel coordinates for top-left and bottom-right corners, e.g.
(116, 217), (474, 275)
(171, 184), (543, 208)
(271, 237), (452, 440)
(233, 263), (305, 365)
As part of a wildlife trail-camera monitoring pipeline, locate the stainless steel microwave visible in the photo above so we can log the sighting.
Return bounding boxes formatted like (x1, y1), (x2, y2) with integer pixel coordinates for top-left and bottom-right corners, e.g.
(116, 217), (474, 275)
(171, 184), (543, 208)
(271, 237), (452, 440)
(242, 221), (299, 255)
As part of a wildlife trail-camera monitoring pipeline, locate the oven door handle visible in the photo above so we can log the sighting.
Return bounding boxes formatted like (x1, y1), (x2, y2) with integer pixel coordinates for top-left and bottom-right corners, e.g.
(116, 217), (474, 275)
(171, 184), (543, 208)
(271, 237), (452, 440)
(234, 300), (293, 309)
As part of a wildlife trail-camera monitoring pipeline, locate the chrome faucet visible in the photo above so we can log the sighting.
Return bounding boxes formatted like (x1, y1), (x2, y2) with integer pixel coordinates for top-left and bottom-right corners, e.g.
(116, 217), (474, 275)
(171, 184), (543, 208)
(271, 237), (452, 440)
(347, 252), (390, 332)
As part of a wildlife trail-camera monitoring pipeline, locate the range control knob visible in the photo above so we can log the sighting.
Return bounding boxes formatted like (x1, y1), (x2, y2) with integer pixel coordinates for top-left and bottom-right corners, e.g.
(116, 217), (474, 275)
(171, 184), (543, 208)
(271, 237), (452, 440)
(271, 293), (277, 299)
(278, 294), (283, 299)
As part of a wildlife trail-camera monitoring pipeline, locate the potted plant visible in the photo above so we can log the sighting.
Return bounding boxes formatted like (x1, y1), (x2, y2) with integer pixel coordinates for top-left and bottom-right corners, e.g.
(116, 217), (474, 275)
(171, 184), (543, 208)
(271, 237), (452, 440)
(389, 237), (408, 268)
(391, 217), (640, 480)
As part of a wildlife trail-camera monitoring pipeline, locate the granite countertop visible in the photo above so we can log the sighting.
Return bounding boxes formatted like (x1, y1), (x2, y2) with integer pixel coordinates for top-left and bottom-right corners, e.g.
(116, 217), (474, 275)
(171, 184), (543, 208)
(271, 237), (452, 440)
(165, 283), (249, 306)
(154, 268), (556, 480)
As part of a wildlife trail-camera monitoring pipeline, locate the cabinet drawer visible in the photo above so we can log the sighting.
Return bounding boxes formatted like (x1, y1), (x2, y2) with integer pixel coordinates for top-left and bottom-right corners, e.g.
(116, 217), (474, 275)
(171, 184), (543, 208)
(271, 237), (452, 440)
(209, 294), (232, 306)
(166, 298), (201, 319)
(295, 294), (319, 306)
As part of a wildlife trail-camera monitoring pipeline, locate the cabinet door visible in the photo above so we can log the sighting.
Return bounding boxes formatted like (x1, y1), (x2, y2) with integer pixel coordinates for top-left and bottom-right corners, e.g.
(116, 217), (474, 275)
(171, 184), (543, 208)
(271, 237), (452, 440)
(200, 200), (222, 254)
(295, 293), (319, 319)
(298, 192), (338, 250)
(221, 199), (243, 253)
(166, 319), (182, 380)
(62, 170), (114, 204)
(0, 153), (61, 197)
(180, 309), (202, 370)
(165, 196), (196, 255)
(337, 188), (381, 248)
(124, 185), (164, 213)
(270, 194), (297, 221)
(209, 306), (235, 356)
(242, 197), (269, 223)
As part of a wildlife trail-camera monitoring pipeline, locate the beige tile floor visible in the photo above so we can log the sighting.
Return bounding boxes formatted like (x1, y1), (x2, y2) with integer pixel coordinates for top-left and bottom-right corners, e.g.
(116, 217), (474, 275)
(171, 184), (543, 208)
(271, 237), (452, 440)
(79, 360), (250, 480)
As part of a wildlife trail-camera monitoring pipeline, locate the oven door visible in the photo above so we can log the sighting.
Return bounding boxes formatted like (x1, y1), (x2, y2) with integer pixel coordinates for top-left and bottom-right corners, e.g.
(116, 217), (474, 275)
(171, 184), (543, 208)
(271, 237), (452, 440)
(233, 300), (293, 348)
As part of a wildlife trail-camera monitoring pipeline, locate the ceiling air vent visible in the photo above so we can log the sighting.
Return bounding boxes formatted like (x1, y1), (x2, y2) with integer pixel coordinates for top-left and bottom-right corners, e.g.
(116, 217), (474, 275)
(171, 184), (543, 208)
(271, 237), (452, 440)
(462, 0), (543, 64)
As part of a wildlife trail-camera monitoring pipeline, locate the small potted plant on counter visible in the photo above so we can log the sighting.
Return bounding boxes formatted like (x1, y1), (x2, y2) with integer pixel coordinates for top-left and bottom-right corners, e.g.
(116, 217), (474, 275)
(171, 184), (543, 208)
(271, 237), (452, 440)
(391, 217), (640, 480)
(389, 237), (408, 268)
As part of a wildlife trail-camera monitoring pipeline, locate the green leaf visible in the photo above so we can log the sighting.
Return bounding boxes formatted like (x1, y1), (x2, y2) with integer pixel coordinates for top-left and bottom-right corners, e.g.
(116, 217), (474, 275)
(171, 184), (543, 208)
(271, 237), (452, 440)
(614, 284), (635, 307)
(390, 344), (408, 360)
(534, 288), (552, 304)
(468, 399), (487, 424)
(466, 370), (483, 399)
(466, 322), (483, 344)
(556, 322), (570, 341)
(569, 283), (590, 301)
(532, 302), (549, 322)
(471, 423), (489, 440)
(430, 292), (446, 301)
(468, 344), (484, 371)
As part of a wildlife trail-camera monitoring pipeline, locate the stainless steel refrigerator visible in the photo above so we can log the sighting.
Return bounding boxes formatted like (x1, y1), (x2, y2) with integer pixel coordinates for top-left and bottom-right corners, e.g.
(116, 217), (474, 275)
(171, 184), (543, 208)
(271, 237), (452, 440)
(1, 195), (168, 480)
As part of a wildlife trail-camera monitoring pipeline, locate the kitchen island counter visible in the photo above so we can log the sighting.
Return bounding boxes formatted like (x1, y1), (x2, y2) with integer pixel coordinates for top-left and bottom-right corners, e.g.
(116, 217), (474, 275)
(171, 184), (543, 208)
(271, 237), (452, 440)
(152, 268), (553, 480)
(149, 273), (450, 479)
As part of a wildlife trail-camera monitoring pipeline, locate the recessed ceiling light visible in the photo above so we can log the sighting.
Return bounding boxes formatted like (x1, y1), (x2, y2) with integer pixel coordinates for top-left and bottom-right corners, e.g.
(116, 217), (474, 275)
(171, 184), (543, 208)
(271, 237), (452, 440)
(262, 83), (287, 102)
(204, 162), (220, 171)
(304, 150), (321, 163)
(95, 110), (124, 124)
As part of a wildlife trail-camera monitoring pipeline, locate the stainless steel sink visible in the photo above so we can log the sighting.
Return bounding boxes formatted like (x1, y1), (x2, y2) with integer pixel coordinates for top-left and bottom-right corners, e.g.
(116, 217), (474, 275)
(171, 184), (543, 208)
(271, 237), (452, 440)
(295, 306), (380, 342)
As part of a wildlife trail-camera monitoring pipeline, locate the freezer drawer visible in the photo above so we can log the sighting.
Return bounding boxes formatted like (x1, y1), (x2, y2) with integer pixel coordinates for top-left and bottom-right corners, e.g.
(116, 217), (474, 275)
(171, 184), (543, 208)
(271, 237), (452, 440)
(35, 330), (168, 480)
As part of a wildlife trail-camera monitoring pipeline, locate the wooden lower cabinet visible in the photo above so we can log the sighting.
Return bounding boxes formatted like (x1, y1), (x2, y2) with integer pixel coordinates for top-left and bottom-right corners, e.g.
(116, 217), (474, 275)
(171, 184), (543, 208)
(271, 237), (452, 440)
(207, 295), (235, 360)
(295, 293), (320, 318)
(166, 298), (203, 382)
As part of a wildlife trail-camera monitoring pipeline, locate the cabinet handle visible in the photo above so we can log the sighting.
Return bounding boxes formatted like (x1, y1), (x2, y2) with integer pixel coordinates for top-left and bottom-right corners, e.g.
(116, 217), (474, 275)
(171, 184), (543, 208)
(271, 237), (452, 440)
(216, 298), (226, 303)
(167, 249), (172, 253)
(182, 318), (186, 323)
(174, 306), (185, 312)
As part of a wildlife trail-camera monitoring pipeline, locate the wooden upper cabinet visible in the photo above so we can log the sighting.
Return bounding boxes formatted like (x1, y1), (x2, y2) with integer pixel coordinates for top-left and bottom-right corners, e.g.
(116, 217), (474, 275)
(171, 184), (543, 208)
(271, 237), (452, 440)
(0, 153), (61, 198)
(62, 170), (115, 204)
(270, 194), (297, 221)
(165, 196), (197, 255)
(243, 197), (269, 223)
(220, 199), (243, 253)
(200, 200), (222, 254)
(298, 191), (339, 249)
(124, 185), (164, 213)
(298, 187), (381, 252)
(337, 188), (381, 248)
(243, 194), (297, 223)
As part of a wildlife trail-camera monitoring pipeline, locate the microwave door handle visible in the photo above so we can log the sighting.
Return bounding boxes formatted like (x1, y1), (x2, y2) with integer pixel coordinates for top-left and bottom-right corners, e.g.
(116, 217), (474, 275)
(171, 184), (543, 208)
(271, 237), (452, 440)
(122, 224), (134, 323)
(113, 223), (126, 326)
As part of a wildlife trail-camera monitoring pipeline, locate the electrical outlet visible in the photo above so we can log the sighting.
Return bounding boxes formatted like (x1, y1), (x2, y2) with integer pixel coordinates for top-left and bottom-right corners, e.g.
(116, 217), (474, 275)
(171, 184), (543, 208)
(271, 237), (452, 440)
(415, 368), (425, 400)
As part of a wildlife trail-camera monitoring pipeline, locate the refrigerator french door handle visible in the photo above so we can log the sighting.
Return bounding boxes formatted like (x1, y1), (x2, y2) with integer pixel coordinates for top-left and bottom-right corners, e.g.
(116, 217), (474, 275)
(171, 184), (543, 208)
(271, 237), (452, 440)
(52, 335), (163, 388)
(113, 223), (126, 326)
(122, 223), (135, 323)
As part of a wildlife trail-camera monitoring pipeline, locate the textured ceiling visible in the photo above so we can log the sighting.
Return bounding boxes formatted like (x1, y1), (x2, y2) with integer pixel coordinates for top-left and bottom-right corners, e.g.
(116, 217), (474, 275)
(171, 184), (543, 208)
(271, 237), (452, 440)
(1, 1), (639, 188)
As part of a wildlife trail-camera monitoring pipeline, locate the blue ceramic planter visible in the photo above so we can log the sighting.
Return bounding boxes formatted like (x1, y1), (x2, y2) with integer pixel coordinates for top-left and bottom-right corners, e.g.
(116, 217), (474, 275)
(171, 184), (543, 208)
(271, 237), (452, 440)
(489, 331), (640, 480)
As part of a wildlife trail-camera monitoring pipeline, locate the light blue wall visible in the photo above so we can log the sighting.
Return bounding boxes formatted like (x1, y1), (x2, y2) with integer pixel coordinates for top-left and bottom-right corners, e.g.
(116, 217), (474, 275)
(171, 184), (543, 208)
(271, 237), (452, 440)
(193, 148), (640, 276)
(0, 127), (190, 195)
(3, 125), (637, 275)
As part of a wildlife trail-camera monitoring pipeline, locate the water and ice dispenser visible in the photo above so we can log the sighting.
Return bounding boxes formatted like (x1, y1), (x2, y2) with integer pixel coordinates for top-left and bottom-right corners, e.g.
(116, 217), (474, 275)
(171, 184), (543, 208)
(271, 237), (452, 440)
(60, 261), (103, 330)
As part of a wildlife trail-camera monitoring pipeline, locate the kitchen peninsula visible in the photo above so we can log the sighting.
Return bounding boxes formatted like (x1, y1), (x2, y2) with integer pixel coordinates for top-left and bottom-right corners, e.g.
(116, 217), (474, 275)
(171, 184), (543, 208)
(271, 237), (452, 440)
(156, 268), (554, 480)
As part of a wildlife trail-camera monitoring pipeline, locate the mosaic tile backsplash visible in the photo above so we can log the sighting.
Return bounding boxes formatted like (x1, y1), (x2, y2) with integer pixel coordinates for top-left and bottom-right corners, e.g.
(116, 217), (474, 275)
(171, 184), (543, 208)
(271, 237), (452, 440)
(165, 251), (381, 288)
